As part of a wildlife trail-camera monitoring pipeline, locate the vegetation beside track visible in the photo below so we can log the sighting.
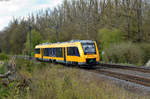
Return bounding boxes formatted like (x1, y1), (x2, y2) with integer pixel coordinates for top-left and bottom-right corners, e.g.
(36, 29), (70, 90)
(0, 63), (5, 74)
(0, 53), (9, 61)
(103, 42), (150, 66)
(0, 58), (150, 99)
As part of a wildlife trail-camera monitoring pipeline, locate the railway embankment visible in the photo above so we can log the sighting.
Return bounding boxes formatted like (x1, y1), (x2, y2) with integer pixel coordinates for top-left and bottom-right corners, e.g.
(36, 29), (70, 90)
(87, 70), (150, 96)
(0, 59), (149, 99)
(0, 57), (150, 99)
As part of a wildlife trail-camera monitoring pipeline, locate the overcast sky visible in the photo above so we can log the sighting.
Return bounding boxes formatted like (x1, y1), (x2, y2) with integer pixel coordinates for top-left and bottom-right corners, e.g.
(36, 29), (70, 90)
(0, 0), (63, 31)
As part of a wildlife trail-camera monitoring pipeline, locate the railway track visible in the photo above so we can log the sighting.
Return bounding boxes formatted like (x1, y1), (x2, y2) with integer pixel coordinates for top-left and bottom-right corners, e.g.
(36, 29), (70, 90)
(14, 56), (150, 87)
(91, 69), (150, 87)
(88, 63), (150, 87)
(98, 63), (150, 73)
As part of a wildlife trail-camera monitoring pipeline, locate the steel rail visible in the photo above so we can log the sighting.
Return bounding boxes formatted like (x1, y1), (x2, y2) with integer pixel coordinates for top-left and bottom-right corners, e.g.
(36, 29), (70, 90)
(92, 69), (150, 87)
(98, 63), (150, 73)
(13, 55), (150, 87)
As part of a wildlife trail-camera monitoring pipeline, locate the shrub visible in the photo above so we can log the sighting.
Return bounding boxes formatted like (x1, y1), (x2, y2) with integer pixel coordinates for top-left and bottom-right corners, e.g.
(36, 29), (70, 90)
(139, 43), (150, 64)
(0, 64), (5, 73)
(97, 28), (123, 48)
(15, 58), (34, 72)
(0, 53), (8, 60)
(103, 42), (144, 65)
(0, 82), (10, 98)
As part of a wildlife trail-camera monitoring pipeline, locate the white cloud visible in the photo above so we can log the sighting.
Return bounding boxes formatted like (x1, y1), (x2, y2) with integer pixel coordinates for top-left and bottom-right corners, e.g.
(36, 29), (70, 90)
(0, 16), (12, 30)
(8, 5), (19, 12)
(0, 0), (63, 31)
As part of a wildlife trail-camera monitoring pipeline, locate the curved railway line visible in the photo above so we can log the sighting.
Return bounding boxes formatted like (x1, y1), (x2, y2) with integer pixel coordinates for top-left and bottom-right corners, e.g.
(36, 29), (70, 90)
(90, 63), (150, 87)
(98, 63), (150, 73)
(91, 69), (150, 87)
(13, 56), (150, 87)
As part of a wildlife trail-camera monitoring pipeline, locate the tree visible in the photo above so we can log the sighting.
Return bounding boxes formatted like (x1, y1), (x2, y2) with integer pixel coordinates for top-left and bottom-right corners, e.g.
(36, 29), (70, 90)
(25, 29), (42, 54)
(0, 0), (150, 55)
(97, 28), (123, 48)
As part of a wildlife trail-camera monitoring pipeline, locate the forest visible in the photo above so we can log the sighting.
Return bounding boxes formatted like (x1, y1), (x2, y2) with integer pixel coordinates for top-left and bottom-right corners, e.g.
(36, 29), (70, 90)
(0, 0), (150, 65)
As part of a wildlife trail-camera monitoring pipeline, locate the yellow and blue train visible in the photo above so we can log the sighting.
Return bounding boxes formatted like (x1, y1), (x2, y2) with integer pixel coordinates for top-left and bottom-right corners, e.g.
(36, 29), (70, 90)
(34, 40), (100, 65)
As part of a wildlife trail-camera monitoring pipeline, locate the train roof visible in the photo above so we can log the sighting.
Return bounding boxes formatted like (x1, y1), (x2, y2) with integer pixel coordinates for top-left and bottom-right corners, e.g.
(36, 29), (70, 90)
(36, 40), (95, 47)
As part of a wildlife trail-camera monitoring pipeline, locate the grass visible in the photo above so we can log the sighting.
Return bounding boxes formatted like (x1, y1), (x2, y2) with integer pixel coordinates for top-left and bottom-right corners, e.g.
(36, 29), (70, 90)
(0, 53), (9, 60)
(0, 58), (150, 99)
(0, 64), (5, 73)
(0, 60), (7, 74)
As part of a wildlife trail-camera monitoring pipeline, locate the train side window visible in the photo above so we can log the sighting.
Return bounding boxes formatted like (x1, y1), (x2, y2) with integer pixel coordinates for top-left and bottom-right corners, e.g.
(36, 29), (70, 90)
(44, 48), (49, 56)
(44, 48), (45, 56)
(34, 48), (40, 54)
(67, 47), (70, 55)
(67, 47), (80, 56)
(49, 48), (52, 57)
(52, 48), (53, 57)
(75, 47), (80, 56)
(53, 48), (56, 57)
(56, 48), (63, 57)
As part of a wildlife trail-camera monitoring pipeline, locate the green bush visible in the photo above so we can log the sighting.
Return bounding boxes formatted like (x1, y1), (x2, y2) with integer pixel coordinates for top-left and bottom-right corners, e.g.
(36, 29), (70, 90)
(0, 83), (10, 98)
(25, 29), (42, 54)
(103, 42), (144, 65)
(0, 64), (5, 73)
(97, 28), (123, 48)
(0, 53), (8, 60)
(15, 58), (34, 72)
(139, 43), (150, 64)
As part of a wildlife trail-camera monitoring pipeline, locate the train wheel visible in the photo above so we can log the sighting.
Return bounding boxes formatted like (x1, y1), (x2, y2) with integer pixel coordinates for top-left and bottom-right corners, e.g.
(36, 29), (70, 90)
(49, 59), (52, 63)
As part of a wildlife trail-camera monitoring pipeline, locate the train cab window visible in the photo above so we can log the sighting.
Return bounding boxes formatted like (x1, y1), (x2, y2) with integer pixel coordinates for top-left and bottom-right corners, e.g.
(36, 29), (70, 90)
(34, 49), (40, 54)
(44, 48), (49, 56)
(81, 43), (96, 54)
(67, 47), (80, 56)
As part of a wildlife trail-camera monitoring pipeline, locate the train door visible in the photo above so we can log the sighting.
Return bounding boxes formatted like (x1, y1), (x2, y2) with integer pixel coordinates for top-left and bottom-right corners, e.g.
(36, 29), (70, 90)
(63, 48), (66, 62)
(40, 48), (43, 59)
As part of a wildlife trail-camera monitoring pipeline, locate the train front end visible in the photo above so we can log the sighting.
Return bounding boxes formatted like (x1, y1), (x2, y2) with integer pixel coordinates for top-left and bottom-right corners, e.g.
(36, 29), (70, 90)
(79, 40), (100, 65)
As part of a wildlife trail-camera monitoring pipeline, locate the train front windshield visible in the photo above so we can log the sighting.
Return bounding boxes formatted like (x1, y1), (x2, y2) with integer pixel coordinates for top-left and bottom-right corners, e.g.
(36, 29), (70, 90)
(81, 43), (96, 54)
